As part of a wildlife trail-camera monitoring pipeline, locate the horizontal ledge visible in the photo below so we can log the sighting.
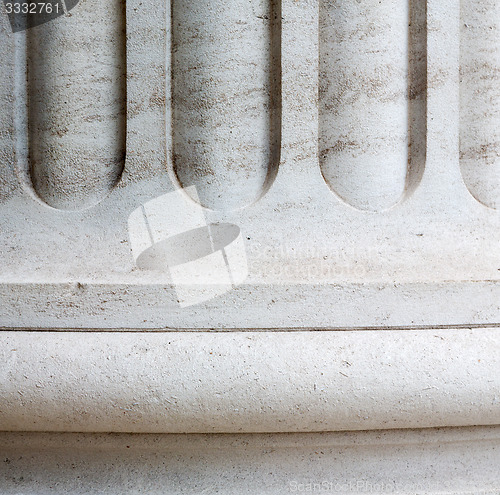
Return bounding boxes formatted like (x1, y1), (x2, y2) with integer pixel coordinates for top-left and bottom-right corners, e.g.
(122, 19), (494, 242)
(1, 281), (500, 329)
(1, 328), (500, 434)
(3, 322), (500, 333)
(2, 427), (500, 494)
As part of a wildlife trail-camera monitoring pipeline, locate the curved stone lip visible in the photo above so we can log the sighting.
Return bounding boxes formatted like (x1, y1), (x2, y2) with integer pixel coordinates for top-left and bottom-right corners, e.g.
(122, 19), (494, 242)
(1, 327), (499, 434)
(2, 427), (499, 495)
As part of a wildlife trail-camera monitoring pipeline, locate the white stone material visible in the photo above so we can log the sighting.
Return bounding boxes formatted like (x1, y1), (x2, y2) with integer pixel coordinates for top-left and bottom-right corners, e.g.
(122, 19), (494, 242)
(1, 328), (499, 433)
(26, 0), (126, 210)
(460, 0), (500, 209)
(1, 428), (500, 494)
(0, 0), (499, 329)
(319, 0), (423, 212)
(172, 0), (281, 211)
(0, 0), (500, 491)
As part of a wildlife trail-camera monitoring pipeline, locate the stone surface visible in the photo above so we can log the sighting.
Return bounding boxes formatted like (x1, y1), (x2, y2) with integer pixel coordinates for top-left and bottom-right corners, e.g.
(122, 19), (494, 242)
(319, 0), (426, 211)
(1, 0), (500, 491)
(26, 0), (126, 210)
(1, 428), (500, 494)
(460, 0), (500, 209)
(0, 0), (499, 329)
(1, 328), (499, 433)
(172, 0), (281, 211)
